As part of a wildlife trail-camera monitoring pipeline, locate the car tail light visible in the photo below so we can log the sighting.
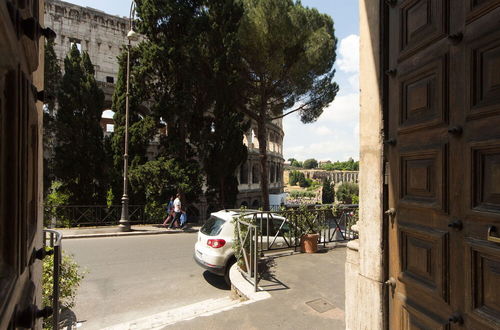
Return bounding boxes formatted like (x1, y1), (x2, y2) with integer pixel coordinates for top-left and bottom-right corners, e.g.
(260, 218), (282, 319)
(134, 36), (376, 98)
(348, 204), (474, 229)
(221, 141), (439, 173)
(207, 239), (226, 248)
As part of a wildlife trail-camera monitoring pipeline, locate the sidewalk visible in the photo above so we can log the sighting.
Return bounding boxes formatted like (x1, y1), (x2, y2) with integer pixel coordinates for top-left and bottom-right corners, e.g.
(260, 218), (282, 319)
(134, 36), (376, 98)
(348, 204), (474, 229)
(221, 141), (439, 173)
(55, 223), (201, 239)
(166, 245), (346, 330)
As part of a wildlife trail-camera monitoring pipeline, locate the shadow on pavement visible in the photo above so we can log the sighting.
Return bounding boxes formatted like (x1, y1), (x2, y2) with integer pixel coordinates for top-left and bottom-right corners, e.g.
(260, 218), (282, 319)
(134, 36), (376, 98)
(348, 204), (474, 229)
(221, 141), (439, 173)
(202, 271), (230, 290)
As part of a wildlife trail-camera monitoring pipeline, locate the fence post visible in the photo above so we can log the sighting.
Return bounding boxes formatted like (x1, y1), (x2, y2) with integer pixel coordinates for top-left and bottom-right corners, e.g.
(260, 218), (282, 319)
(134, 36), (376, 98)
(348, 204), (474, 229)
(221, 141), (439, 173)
(254, 226), (258, 293)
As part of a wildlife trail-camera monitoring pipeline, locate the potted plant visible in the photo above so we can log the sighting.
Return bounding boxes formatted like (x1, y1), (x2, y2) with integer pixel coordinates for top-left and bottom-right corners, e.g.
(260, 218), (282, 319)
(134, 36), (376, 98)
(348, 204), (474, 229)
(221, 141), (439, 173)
(296, 206), (325, 253)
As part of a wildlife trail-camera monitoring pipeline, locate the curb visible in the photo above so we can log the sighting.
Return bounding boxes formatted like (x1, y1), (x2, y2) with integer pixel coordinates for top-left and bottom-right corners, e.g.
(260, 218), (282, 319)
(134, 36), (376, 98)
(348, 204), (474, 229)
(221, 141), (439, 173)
(60, 227), (201, 239)
(229, 264), (271, 302)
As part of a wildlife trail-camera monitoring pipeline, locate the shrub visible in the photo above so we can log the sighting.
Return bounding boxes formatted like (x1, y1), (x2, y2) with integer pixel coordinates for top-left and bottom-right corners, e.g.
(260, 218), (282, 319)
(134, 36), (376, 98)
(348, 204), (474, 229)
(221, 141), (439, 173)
(298, 176), (310, 188)
(289, 190), (315, 198)
(336, 182), (359, 204)
(44, 181), (71, 228)
(42, 250), (85, 329)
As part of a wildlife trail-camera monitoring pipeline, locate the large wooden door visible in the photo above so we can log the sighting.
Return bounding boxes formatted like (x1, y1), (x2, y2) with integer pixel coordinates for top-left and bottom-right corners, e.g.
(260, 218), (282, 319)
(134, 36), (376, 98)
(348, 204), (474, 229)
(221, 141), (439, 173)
(387, 0), (500, 328)
(0, 0), (45, 329)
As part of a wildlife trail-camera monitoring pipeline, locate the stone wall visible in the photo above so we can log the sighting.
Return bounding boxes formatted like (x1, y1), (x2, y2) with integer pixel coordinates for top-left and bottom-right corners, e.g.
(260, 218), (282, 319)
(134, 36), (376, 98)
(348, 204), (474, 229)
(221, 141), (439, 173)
(345, 0), (385, 329)
(44, 0), (129, 91)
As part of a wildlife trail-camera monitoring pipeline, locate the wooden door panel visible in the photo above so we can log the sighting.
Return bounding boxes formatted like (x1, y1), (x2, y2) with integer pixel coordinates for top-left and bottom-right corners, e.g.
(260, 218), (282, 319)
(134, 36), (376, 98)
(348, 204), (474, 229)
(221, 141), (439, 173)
(398, 55), (448, 133)
(399, 0), (448, 60)
(470, 141), (500, 213)
(399, 143), (448, 212)
(465, 240), (500, 329)
(465, 0), (500, 22)
(395, 295), (450, 329)
(399, 224), (449, 302)
(466, 31), (500, 120)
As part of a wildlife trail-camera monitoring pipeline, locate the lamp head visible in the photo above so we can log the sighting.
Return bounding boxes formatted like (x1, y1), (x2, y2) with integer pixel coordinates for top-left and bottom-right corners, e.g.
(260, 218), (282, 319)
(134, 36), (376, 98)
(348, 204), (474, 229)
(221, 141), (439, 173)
(127, 29), (139, 41)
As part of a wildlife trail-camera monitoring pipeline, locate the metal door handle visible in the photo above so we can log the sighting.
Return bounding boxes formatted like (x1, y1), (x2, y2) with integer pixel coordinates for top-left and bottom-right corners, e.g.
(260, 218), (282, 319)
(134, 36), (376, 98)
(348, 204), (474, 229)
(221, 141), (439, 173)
(487, 226), (500, 243)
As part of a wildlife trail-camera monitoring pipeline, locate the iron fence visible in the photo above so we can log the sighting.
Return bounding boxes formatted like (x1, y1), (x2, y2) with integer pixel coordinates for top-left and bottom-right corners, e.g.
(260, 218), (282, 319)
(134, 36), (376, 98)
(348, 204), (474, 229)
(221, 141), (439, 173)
(43, 229), (63, 330)
(46, 204), (212, 227)
(45, 205), (162, 227)
(234, 205), (358, 291)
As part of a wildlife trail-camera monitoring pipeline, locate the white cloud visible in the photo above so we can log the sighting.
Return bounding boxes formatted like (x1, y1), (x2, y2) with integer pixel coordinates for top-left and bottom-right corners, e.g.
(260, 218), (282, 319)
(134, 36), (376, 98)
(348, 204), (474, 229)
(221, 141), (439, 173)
(316, 126), (334, 136)
(336, 34), (359, 74)
(283, 92), (360, 161)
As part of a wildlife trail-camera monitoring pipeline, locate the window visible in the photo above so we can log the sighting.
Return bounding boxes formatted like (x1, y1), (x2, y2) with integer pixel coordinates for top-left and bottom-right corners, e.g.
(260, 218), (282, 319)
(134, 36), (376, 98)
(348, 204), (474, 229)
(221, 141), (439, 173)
(106, 76), (114, 84)
(252, 164), (260, 184)
(239, 162), (248, 184)
(70, 39), (81, 52)
(106, 124), (114, 132)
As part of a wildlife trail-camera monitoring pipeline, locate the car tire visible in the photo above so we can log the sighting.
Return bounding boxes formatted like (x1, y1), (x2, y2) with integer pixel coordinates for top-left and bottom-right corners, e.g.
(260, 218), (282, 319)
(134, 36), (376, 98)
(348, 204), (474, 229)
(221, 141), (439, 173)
(224, 257), (236, 286)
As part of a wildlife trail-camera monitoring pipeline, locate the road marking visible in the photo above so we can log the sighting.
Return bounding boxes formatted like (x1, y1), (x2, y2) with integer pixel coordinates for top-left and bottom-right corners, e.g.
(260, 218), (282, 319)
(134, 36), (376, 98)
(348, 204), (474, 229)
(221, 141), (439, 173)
(101, 296), (249, 330)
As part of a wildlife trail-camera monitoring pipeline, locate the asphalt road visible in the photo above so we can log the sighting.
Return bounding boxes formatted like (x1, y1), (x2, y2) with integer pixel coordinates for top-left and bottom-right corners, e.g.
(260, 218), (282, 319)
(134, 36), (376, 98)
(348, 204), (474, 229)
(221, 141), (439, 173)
(63, 233), (229, 329)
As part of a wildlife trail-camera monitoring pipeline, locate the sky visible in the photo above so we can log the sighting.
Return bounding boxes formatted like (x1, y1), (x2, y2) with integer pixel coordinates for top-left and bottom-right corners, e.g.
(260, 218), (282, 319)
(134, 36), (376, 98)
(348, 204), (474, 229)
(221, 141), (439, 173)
(65, 0), (360, 162)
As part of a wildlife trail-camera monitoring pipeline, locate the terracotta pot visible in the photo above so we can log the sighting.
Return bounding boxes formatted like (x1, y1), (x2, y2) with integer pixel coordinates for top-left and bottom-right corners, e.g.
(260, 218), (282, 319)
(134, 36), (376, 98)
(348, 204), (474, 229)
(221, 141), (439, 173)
(300, 233), (320, 253)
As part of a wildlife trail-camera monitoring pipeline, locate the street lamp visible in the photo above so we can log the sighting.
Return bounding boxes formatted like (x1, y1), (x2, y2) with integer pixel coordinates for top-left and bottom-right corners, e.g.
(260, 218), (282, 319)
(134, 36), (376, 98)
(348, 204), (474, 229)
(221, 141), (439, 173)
(118, 0), (139, 232)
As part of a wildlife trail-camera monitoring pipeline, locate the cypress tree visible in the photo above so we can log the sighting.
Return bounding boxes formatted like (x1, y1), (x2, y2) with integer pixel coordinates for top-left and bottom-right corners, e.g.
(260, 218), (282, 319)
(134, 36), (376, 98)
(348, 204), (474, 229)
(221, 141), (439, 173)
(43, 39), (62, 194)
(54, 45), (106, 204)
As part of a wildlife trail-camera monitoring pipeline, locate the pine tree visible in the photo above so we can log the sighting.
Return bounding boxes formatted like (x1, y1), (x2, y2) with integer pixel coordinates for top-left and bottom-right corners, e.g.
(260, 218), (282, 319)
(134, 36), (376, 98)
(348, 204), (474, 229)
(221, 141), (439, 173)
(54, 45), (106, 204)
(237, 0), (339, 209)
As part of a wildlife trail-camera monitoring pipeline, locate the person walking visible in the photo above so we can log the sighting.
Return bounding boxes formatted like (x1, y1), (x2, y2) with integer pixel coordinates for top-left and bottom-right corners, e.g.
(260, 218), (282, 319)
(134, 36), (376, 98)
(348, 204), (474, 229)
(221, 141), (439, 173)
(172, 193), (182, 228)
(162, 196), (174, 227)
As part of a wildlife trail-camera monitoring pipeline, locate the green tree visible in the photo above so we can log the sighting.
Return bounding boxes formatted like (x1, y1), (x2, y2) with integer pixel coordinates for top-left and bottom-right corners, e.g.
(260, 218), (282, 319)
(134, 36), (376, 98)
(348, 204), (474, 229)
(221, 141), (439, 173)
(303, 158), (318, 169)
(322, 178), (334, 204)
(110, 47), (157, 205)
(200, 0), (249, 209)
(54, 45), (106, 204)
(291, 159), (302, 168)
(289, 170), (304, 186)
(336, 182), (359, 204)
(131, 0), (212, 208)
(128, 157), (203, 219)
(237, 0), (338, 209)
(43, 39), (62, 196)
(298, 175), (311, 188)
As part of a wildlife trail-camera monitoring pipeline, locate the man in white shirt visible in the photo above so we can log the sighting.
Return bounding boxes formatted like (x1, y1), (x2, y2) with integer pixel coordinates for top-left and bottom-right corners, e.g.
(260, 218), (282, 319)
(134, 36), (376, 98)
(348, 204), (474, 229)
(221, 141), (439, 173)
(173, 193), (182, 227)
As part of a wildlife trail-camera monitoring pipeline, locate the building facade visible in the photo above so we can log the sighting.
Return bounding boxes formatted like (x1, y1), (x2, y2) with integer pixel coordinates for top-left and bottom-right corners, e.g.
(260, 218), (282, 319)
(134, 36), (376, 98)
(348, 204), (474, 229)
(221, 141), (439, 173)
(44, 0), (129, 108)
(0, 0), (46, 328)
(237, 119), (285, 208)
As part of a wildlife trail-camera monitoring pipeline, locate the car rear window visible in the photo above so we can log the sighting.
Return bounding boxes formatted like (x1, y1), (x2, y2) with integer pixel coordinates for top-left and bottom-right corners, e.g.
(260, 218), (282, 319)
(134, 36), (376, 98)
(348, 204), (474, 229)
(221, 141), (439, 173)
(200, 216), (226, 236)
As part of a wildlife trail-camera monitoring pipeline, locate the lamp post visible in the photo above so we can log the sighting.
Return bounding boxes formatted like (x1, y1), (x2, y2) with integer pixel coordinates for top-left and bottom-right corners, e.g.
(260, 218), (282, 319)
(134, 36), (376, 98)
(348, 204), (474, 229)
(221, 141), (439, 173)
(118, 0), (139, 232)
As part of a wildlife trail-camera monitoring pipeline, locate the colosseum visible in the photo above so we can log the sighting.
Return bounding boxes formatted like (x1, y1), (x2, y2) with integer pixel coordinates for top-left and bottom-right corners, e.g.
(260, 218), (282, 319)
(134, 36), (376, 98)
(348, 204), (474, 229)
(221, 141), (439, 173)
(44, 0), (285, 211)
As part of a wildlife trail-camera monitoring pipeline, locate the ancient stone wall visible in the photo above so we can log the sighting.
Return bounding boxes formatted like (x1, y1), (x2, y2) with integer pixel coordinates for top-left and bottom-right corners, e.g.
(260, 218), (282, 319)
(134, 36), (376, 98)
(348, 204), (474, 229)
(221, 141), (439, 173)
(44, 0), (128, 87)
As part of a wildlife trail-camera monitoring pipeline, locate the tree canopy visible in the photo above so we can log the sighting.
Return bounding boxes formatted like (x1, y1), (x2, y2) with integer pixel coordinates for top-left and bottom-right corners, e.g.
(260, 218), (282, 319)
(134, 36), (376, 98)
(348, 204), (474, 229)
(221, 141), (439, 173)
(237, 0), (338, 209)
(303, 158), (318, 169)
(320, 158), (359, 171)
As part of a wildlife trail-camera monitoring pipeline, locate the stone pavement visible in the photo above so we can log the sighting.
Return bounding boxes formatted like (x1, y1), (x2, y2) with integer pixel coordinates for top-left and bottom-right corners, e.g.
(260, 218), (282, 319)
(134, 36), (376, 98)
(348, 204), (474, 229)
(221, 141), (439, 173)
(56, 225), (346, 329)
(55, 224), (201, 239)
(165, 246), (346, 330)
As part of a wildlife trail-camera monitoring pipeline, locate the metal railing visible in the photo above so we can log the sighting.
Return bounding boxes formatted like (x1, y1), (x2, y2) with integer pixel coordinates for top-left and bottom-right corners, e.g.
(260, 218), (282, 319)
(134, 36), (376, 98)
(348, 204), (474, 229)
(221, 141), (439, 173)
(43, 229), (63, 330)
(235, 219), (259, 292)
(46, 204), (210, 227)
(234, 205), (358, 291)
